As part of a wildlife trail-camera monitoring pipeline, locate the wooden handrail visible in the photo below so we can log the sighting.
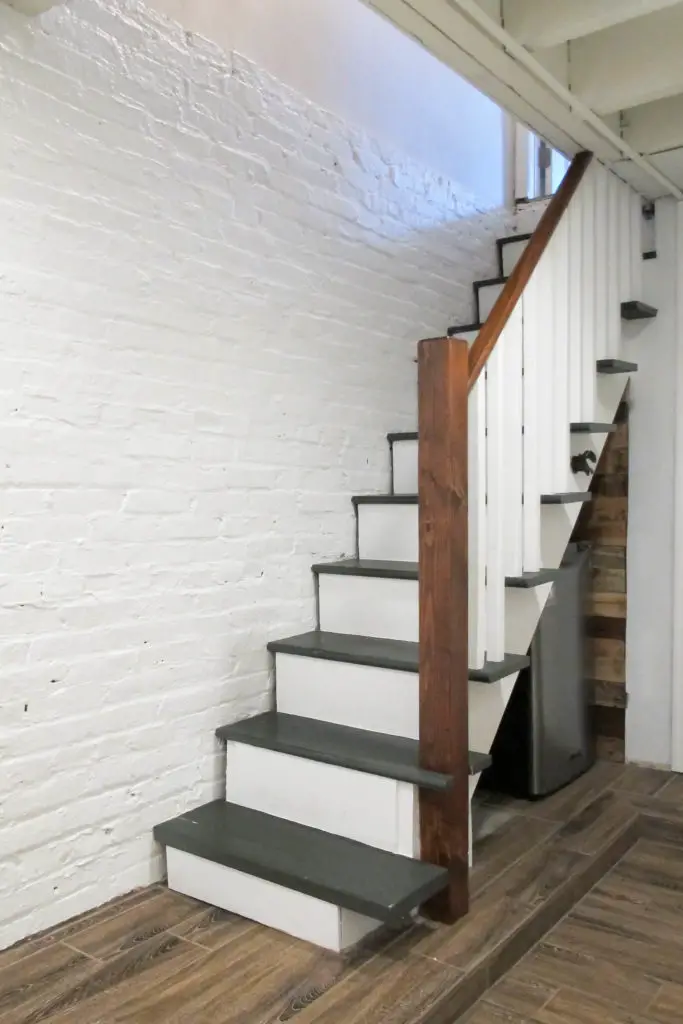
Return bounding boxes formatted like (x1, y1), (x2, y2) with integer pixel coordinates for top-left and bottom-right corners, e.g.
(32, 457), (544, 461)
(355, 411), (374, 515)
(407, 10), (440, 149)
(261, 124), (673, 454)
(468, 151), (593, 393)
(418, 336), (470, 924)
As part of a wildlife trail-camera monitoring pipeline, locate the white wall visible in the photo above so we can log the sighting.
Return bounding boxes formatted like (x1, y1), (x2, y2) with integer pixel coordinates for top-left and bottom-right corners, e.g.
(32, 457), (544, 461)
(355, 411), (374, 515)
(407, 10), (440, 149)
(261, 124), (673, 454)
(148, 0), (506, 210)
(625, 200), (677, 767)
(0, 0), (509, 949)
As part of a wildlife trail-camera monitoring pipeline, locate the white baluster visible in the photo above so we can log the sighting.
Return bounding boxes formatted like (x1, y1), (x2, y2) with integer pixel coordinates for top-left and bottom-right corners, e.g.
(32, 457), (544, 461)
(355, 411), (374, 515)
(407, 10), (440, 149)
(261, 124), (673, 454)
(568, 181), (584, 424)
(581, 168), (597, 421)
(485, 343), (505, 662)
(468, 372), (487, 670)
(552, 216), (570, 492)
(501, 306), (524, 579)
(594, 166), (609, 363)
(631, 191), (644, 300)
(522, 274), (541, 573)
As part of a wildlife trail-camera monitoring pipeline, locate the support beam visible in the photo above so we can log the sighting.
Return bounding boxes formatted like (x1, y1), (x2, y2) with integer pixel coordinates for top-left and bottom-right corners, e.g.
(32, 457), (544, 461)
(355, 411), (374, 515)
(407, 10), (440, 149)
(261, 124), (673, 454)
(418, 336), (469, 924)
(622, 95), (683, 156)
(567, 5), (683, 115)
(500, 0), (683, 50)
(1, 0), (62, 12)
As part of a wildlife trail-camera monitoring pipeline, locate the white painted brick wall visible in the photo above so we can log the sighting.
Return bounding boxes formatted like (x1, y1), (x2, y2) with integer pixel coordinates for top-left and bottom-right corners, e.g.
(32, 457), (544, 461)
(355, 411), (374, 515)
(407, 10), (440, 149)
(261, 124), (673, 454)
(0, 0), (510, 949)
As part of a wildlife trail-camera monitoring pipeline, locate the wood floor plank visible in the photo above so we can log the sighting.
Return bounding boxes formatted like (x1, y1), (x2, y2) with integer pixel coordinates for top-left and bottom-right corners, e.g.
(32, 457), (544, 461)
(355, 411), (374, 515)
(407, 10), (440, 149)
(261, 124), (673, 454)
(4, 933), (203, 1024)
(471, 815), (557, 897)
(168, 906), (257, 950)
(90, 923), (328, 1024)
(535, 986), (652, 1024)
(291, 928), (464, 1024)
(553, 792), (637, 855)
(0, 943), (91, 1018)
(610, 766), (672, 797)
(484, 974), (557, 1016)
(515, 762), (625, 823)
(654, 775), (683, 806)
(461, 1001), (528, 1023)
(0, 889), (161, 974)
(647, 981), (683, 1023)
(512, 940), (660, 1013)
(65, 890), (201, 960)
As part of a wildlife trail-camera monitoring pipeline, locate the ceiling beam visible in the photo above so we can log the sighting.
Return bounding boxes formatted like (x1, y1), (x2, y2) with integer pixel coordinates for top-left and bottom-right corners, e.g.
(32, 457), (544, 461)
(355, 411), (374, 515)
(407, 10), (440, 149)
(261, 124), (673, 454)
(1, 0), (62, 13)
(566, 5), (683, 114)
(500, 0), (683, 50)
(621, 95), (683, 154)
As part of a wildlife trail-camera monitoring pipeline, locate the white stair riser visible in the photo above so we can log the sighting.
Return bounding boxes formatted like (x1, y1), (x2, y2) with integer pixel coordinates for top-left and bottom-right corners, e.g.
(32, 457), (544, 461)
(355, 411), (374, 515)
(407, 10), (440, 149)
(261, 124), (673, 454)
(501, 239), (528, 277)
(166, 847), (381, 952)
(478, 282), (505, 321)
(392, 438), (417, 495)
(318, 574), (417, 643)
(357, 502), (580, 580)
(274, 650), (519, 756)
(225, 742), (417, 856)
(275, 651), (417, 738)
(357, 503), (417, 561)
(319, 573), (554, 661)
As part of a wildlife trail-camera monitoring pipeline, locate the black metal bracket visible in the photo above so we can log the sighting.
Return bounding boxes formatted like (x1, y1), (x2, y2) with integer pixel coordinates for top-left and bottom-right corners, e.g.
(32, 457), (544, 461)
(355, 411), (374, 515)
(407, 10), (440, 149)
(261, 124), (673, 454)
(571, 450), (597, 476)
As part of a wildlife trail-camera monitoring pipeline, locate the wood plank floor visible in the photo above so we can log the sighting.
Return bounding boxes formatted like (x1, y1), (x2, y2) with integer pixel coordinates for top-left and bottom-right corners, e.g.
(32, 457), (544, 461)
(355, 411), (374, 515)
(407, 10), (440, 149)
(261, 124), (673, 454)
(2, 763), (683, 1024)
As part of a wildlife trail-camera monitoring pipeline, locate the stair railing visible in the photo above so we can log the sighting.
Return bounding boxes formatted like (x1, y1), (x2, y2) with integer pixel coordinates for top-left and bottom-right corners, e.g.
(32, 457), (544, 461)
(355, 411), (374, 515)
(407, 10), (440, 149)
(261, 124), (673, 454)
(417, 151), (594, 923)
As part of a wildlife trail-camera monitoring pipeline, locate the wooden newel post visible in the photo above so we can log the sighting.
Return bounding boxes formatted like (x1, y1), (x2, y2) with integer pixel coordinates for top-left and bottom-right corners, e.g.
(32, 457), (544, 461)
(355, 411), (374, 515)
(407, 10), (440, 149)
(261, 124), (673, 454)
(418, 336), (470, 924)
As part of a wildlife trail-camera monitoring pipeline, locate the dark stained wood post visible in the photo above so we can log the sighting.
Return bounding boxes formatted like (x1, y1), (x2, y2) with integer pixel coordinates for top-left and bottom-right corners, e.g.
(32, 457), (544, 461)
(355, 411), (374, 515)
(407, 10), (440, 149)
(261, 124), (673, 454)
(418, 335), (470, 924)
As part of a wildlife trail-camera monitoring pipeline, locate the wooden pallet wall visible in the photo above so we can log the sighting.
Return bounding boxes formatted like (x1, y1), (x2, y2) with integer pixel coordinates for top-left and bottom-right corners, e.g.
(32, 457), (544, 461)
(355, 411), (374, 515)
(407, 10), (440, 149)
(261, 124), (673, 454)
(571, 396), (628, 763)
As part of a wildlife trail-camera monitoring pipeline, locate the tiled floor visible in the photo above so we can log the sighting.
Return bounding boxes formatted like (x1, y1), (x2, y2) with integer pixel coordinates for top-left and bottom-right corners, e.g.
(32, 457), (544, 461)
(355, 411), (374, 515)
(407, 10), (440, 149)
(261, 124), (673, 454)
(2, 763), (683, 1024)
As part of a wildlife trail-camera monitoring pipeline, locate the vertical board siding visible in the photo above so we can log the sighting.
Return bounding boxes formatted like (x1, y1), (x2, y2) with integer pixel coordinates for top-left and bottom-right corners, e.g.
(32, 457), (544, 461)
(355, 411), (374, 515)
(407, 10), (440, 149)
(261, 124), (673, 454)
(551, 216), (570, 494)
(606, 173), (622, 358)
(568, 185), (584, 424)
(631, 191), (644, 300)
(594, 166), (609, 363)
(580, 168), (598, 422)
(468, 373), (487, 669)
(501, 303), (524, 580)
(522, 273), (541, 573)
(485, 346), (506, 662)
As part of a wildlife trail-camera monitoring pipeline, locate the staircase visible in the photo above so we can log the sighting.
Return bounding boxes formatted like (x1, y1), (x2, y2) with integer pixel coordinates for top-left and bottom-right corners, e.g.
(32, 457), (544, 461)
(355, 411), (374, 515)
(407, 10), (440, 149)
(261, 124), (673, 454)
(153, 153), (654, 952)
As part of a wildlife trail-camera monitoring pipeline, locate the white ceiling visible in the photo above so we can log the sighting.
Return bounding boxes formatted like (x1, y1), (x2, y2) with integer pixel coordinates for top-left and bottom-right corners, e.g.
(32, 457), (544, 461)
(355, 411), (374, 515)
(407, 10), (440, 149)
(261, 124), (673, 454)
(363, 0), (683, 197)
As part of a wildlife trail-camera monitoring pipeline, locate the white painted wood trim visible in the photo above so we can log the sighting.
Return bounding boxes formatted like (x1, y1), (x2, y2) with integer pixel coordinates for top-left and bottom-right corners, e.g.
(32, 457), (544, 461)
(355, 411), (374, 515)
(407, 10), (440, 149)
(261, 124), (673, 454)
(166, 847), (381, 951)
(670, 200), (683, 773)
(225, 742), (417, 855)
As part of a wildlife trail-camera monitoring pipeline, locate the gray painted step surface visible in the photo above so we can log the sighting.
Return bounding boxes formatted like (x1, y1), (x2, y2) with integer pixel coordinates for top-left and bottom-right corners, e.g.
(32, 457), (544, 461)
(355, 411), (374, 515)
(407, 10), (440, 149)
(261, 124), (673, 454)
(217, 710), (490, 789)
(313, 558), (418, 580)
(505, 569), (559, 588)
(570, 423), (617, 434)
(621, 300), (658, 320)
(541, 492), (593, 505)
(597, 359), (639, 374)
(315, 558), (556, 592)
(388, 432), (418, 444)
(447, 321), (482, 337)
(269, 630), (529, 683)
(154, 800), (448, 921)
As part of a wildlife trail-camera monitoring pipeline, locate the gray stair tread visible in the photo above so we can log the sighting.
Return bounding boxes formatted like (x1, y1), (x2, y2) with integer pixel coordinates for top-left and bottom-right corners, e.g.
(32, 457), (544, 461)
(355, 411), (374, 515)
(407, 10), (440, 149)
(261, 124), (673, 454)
(505, 570), (559, 588)
(570, 422), (617, 434)
(313, 558), (418, 580)
(475, 275), (507, 289)
(469, 653), (530, 682)
(447, 321), (482, 337)
(268, 630), (419, 672)
(388, 432), (418, 444)
(597, 359), (638, 374)
(621, 300), (658, 320)
(541, 492), (592, 505)
(268, 630), (528, 682)
(353, 494), (417, 506)
(216, 710), (458, 790)
(497, 232), (532, 246)
(154, 800), (447, 921)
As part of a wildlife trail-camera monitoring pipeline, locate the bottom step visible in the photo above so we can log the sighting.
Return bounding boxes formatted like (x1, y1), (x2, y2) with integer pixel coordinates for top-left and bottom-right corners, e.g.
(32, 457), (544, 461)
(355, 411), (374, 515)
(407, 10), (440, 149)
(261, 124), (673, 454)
(155, 801), (448, 949)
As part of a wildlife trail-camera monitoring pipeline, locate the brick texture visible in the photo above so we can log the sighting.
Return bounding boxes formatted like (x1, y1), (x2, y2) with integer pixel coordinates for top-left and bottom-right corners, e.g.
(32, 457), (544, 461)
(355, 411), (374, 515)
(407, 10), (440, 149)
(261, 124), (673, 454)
(0, 0), (510, 948)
